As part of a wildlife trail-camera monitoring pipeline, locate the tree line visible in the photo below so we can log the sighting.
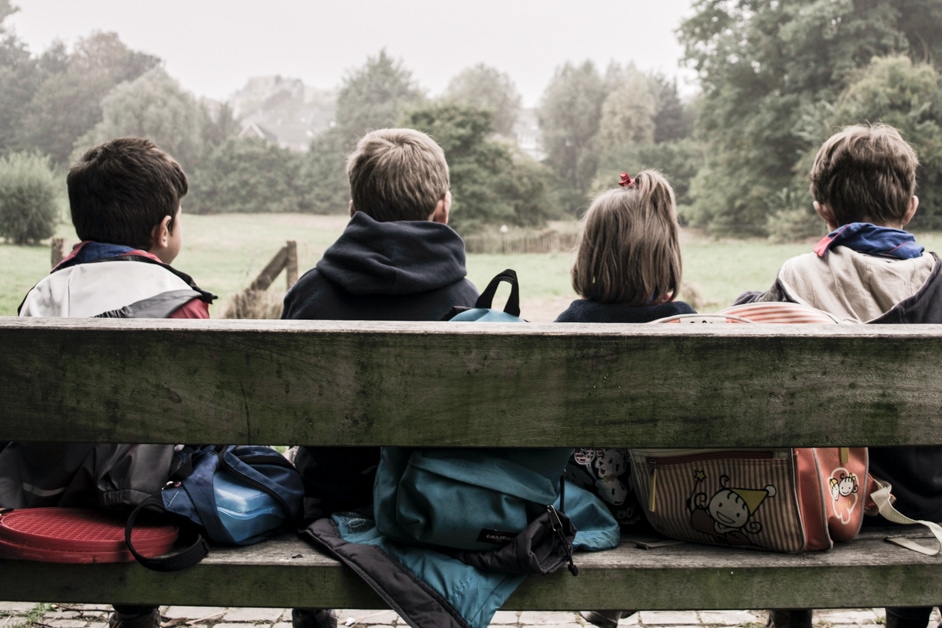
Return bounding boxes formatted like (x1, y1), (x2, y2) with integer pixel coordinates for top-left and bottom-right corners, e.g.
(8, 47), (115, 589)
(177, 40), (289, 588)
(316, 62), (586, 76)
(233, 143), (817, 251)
(2, 0), (942, 245)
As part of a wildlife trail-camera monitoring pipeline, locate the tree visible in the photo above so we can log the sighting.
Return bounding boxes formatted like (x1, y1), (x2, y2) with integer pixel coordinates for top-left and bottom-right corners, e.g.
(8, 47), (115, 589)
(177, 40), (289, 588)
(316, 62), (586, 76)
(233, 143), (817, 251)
(17, 31), (161, 167)
(595, 66), (657, 156)
(75, 67), (205, 170)
(188, 137), (306, 214)
(651, 74), (693, 144)
(334, 49), (425, 143)
(0, 1), (39, 154)
(829, 55), (942, 229)
(405, 102), (554, 232)
(444, 64), (522, 136)
(678, 0), (942, 236)
(538, 61), (607, 215)
(0, 152), (61, 244)
(68, 31), (160, 86)
(300, 50), (427, 215)
(300, 129), (350, 214)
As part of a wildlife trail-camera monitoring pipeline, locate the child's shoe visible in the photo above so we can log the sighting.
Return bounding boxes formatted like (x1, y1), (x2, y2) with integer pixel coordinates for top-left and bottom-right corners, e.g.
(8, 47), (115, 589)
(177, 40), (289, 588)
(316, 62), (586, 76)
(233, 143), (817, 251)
(580, 610), (634, 628)
(108, 607), (161, 628)
(291, 608), (338, 628)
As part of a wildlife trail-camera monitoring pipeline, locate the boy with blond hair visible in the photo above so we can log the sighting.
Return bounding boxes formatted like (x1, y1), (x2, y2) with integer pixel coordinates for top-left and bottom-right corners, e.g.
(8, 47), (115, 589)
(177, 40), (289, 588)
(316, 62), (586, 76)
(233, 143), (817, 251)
(283, 128), (478, 628)
(738, 123), (942, 628)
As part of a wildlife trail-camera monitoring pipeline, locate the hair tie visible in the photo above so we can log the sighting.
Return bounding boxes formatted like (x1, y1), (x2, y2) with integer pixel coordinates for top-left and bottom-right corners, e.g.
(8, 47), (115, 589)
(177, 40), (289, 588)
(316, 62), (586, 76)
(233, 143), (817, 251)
(618, 172), (636, 189)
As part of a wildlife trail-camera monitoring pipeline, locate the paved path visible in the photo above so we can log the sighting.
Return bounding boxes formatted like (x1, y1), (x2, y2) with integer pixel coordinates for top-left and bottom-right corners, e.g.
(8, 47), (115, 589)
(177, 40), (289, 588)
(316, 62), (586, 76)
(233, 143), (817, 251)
(4, 603), (936, 628)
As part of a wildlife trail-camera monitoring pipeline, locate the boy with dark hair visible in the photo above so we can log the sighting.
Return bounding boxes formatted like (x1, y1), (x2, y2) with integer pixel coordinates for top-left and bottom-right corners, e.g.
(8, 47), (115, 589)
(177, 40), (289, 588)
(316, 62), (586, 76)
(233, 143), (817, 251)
(283, 128), (478, 628)
(3, 137), (215, 628)
(738, 123), (942, 628)
(19, 137), (213, 318)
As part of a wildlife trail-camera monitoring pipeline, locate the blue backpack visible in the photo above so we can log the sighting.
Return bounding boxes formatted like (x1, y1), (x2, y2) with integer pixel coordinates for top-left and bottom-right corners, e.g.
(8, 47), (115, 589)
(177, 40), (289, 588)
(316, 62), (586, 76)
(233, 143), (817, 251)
(126, 445), (304, 571)
(447, 268), (526, 322)
(376, 268), (618, 573)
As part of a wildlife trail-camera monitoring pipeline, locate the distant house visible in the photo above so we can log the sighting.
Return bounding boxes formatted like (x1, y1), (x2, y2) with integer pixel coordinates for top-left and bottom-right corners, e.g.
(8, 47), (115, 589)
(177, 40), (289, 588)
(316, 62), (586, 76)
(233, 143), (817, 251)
(239, 121), (279, 143)
(232, 76), (337, 153)
(512, 108), (545, 161)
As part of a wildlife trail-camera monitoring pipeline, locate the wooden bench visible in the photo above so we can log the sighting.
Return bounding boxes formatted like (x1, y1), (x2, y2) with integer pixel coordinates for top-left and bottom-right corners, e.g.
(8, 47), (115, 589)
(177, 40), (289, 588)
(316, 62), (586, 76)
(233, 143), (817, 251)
(1, 317), (940, 612)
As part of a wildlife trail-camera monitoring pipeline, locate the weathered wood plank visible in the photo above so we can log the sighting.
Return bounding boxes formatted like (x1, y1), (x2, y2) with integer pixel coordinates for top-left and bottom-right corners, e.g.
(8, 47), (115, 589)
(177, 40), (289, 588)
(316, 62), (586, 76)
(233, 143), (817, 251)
(0, 531), (938, 610)
(3, 318), (942, 447)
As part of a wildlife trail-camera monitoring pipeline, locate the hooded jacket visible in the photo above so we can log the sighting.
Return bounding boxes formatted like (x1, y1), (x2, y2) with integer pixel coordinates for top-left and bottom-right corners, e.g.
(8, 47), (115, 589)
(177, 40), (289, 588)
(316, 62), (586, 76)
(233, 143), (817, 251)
(739, 246), (942, 521)
(282, 212), (478, 321)
(19, 241), (214, 318)
(281, 212), (479, 521)
(2, 242), (214, 509)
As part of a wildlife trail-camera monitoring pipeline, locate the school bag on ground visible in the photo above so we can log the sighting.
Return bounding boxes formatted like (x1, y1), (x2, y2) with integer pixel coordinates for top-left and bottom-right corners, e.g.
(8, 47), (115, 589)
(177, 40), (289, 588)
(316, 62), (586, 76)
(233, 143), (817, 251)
(632, 302), (942, 554)
(125, 444), (304, 571)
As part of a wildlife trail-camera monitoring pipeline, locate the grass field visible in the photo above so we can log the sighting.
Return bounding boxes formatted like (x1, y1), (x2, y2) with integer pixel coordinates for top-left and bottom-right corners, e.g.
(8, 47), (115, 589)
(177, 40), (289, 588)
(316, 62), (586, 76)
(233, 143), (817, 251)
(5, 213), (942, 321)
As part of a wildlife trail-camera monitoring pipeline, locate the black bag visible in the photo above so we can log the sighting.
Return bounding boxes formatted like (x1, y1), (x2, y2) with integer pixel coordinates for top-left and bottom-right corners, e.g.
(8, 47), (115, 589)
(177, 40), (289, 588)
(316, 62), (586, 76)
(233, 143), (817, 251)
(126, 445), (305, 571)
(0, 442), (181, 510)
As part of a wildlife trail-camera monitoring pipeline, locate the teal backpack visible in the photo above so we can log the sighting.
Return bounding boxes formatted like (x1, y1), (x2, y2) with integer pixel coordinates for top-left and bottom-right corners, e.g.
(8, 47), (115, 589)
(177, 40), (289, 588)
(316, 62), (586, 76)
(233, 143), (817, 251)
(447, 268), (525, 322)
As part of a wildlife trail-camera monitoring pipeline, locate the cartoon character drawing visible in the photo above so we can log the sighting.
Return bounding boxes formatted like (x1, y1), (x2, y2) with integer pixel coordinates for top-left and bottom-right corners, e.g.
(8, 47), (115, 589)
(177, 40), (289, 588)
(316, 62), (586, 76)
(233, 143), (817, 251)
(838, 473), (858, 497)
(829, 468), (859, 524)
(688, 470), (776, 547)
(572, 448), (630, 506)
(593, 449), (630, 506)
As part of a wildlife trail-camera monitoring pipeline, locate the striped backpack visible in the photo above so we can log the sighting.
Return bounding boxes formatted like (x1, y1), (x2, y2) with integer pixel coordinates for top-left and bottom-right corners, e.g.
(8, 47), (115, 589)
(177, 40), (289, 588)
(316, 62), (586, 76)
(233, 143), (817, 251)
(631, 302), (942, 554)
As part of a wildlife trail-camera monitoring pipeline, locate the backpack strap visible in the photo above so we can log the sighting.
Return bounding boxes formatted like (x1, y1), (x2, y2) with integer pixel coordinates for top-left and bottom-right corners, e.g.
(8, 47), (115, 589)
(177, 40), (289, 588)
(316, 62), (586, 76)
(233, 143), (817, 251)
(871, 479), (942, 556)
(475, 269), (520, 316)
(125, 495), (209, 572)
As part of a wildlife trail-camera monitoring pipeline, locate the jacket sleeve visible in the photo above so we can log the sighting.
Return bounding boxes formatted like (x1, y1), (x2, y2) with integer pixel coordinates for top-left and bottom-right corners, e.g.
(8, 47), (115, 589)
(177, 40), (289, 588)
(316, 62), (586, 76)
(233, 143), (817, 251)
(169, 298), (211, 319)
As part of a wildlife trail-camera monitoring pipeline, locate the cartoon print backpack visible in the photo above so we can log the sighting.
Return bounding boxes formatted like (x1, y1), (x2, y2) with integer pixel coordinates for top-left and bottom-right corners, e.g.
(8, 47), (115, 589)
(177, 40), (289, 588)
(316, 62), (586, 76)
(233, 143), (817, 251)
(630, 302), (894, 552)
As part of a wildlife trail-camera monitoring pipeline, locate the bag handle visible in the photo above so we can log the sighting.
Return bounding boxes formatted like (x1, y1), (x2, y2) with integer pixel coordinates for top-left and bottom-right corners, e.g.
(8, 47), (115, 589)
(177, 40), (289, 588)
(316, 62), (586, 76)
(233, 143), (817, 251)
(475, 269), (520, 317)
(871, 479), (942, 556)
(125, 496), (209, 572)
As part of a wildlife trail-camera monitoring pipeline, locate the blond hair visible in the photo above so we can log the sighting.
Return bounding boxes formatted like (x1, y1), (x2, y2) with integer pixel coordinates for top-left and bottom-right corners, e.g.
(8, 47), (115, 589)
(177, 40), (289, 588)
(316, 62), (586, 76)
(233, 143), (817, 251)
(810, 123), (918, 226)
(346, 128), (450, 222)
(571, 170), (682, 305)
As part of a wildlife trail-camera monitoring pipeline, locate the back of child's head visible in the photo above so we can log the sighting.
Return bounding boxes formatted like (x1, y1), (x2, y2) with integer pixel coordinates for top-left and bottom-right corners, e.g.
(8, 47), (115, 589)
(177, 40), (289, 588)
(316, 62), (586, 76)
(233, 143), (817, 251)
(68, 137), (187, 250)
(572, 170), (682, 305)
(346, 128), (450, 222)
(810, 123), (919, 226)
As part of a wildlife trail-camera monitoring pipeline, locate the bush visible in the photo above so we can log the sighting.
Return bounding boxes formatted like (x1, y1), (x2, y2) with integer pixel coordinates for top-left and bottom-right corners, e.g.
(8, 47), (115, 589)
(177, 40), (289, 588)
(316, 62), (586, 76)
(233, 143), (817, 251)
(766, 207), (826, 244)
(0, 153), (61, 245)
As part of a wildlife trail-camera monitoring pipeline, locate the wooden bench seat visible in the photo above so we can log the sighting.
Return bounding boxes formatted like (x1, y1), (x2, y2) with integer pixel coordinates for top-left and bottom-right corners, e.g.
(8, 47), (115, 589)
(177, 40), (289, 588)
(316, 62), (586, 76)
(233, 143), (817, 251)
(1, 318), (940, 612)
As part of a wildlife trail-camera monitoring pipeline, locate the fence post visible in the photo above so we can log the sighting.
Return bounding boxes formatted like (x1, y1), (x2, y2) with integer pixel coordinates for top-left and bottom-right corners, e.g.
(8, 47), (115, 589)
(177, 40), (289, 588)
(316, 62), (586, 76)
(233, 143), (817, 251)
(285, 240), (298, 288)
(51, 237), (68, 269)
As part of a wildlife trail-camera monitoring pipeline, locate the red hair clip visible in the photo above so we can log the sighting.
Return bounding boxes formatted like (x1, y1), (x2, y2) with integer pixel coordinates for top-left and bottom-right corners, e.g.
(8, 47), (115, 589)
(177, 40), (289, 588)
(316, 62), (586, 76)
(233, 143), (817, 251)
(618, 172), (636, 189)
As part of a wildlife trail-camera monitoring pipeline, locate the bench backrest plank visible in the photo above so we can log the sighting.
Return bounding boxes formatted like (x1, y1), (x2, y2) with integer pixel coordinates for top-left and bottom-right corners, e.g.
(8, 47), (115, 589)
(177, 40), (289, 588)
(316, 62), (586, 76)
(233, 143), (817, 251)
(2, 317), (941, 448)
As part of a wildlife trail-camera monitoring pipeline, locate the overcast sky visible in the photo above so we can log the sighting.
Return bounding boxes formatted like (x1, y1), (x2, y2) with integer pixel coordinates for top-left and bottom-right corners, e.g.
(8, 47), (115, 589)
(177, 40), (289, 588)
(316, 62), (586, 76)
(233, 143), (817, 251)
(8, 1), (699, 107)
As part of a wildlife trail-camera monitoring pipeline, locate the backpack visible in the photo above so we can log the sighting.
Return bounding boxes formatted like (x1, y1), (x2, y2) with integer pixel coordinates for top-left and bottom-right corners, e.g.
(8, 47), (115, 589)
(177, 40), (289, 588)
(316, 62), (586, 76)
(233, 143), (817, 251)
(375, 269), (616, 574)
(631, 302), (942, 554)
(125, 444), (305, 571)
(446, 268), (525, 322)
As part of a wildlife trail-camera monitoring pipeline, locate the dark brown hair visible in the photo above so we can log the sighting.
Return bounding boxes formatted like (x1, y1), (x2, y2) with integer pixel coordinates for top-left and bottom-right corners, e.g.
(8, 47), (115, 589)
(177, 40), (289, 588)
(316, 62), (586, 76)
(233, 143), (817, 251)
(68, 137), (187, 250)
(810, 124), (918, 226)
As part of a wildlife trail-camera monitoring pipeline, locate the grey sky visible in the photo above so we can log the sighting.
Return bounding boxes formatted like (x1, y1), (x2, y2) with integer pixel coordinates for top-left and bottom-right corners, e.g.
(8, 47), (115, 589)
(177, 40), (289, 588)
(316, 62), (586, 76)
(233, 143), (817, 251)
(8, 0), (699, 107)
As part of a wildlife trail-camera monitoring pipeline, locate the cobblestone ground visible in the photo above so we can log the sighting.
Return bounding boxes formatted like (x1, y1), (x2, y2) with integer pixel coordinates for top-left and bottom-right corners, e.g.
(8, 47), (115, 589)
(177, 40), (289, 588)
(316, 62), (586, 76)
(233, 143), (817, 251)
(3, 603), (938, 628)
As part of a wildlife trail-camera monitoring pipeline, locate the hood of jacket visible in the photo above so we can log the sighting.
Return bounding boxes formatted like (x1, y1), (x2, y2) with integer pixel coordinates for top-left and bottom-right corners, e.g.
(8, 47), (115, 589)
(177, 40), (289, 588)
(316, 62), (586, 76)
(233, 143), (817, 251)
(774, 248), (939, 323)
(317, 212), (470, 296)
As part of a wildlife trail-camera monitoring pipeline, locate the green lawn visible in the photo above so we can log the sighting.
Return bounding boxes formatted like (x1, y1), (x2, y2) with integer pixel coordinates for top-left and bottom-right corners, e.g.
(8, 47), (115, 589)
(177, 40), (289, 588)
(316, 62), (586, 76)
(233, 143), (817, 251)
(5, 213), (942, 321)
